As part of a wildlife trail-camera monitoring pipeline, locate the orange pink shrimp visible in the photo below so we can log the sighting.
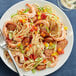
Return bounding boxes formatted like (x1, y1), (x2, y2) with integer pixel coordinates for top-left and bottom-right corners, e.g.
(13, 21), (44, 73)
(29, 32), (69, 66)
(24, 4), (36, 18)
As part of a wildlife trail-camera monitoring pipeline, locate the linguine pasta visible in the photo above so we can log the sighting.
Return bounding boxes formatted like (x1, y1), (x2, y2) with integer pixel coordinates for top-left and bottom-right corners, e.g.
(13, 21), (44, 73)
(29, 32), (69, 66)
(3, 3), (68, 73)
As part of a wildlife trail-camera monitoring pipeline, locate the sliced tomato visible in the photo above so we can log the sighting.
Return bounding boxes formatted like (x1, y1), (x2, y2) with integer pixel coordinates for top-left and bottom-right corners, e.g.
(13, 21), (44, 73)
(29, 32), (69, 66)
(33, 54), (37, 60)
(29, 44), (32, 47)
(30, 26), (34, 32)
(41, 13), (47, 19)
(29, 54), (37, 60)
(30, 29), (33, 32)
(19, 19), (23, 23)
(24, 57), (28, 61)
(30, 54), (33, 59)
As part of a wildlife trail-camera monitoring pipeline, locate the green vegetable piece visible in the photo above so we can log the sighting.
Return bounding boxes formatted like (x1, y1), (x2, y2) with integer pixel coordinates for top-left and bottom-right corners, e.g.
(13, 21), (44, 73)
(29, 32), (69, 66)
(22, 50), (24, 54)
(38, 7), (44, 11)
(47, 7), (52, 14)
(11, 14), (17, 18)
(9, 32), (13, 39)
(20, 44), (23, 50)
(29, 59), (34, 62)
(48, 44), (56, 49)
(44, 5), (52, 14)
(46, 27), (50, 33)
(47, 61), (51, 65)
(34, 58), (43, 68)
(54, 16), (57, 20)
(32, 69), (36, 73)
(33, 61), (40, 68)
(23, 8), (29, 13)
(30, 22), (33, 25)
(46, 61), (51, 68)
(35, 57), (43, 61)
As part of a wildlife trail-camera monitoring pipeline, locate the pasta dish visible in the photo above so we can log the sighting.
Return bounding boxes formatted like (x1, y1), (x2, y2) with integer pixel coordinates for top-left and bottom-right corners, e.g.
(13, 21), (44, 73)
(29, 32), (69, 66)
(3, 3), (68, 73)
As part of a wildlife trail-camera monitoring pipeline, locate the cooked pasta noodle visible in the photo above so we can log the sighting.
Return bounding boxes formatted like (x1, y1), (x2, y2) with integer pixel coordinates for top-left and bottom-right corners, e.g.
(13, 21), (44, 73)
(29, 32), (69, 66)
(3, 3), (68, 72)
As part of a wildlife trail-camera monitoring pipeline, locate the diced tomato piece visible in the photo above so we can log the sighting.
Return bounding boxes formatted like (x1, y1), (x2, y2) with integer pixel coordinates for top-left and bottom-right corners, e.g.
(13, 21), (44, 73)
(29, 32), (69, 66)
(30, 54), (33, 59)
(29, 44), (32, 47)
(26, 3), (28, 6)
(41, 13), (47, 19)
(33, 54), (37, 60)
(25, 18), (27, 21)
(29, 54), (37, 60)
(61, 50), (64, 54)
(57, 50), (64, 55)
(53, 56), (57, 59)
(30, 26), (35, 32)
(41, 48), (43, 50)
(30, 29), (33, 32)
(42, 59), (47, 63)
(17, 36), (22, 38)
(24, 57), (28, 61)
(30, 35), (33, 40)
(34, 27), (38, 31)
(19, 20), (23, 23)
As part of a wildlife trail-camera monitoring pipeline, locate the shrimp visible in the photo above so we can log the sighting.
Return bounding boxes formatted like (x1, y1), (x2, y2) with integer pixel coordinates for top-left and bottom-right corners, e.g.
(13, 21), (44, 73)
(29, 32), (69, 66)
(14, 38), (21, 42)
(6, 39), (20, 48)
(52, 26), (67, 41)
(36, 65), (46, 70)
(25, 4), (36, 18)
(48, 56), (58, 68)
(3, 24), (8, 37)
(8, 42), (17, 48)
(35, 20), (49, 27)
(32, 16), (37, 22)
(12, 51), (24, 63)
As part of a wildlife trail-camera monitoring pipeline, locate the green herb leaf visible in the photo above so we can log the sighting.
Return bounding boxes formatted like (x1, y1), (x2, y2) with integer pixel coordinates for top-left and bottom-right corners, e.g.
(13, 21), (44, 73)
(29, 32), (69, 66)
(32, 69), (36, 73)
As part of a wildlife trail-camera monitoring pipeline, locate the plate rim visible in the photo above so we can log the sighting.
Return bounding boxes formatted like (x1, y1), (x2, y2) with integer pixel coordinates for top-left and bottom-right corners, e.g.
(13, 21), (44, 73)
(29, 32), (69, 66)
(0, 0), (74, 75)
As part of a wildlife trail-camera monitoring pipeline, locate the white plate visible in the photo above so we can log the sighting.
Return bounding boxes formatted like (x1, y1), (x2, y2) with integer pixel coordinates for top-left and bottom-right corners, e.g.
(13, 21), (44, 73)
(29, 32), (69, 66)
(0, 0), (74, 76)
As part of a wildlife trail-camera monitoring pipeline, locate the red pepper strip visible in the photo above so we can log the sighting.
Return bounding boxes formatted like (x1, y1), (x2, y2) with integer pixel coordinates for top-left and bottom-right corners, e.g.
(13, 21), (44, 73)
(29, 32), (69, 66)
(29, 44), (32, 47)
(19, 19), (23, 23)
(30, 54), (33, 59)
(29, 54), (37, 60)
(24, 57), (28, 61)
